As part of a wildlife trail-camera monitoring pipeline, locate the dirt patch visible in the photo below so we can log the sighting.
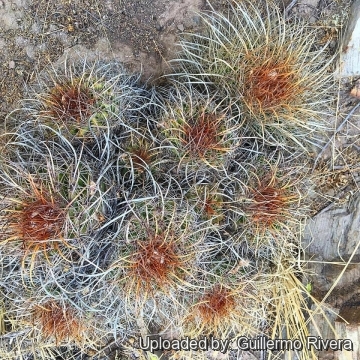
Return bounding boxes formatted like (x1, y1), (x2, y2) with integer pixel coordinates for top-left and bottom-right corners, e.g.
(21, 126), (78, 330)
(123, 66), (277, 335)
(0, 0), (208, 118)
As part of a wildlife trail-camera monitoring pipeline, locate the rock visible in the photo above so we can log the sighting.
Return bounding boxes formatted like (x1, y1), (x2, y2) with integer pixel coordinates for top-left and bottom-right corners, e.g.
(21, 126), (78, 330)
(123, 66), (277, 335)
(303, 195), (360, 261)
(335, 321), (360, 360)
(292, 0), (320, 18)
(337, 304), (360, 324)
(8, 60), (15, 69)
(303, 195), (360, 303)
(155, 23), (163, 31)
(336, 0), (360, 78)
(350, 79), (360, 98)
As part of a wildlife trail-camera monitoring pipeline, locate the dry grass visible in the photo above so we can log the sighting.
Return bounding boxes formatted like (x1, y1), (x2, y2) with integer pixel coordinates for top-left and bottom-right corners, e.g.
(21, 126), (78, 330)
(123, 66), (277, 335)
(12, 196), (64, 243)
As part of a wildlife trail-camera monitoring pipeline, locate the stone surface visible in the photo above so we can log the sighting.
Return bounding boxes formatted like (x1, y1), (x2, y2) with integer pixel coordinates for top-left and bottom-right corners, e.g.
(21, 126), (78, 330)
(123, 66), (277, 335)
(335, 322), (360, 360)
(303, 192), (360, 315)
(303, 195), (360, 261)
(336, 0), (360, 77)
(303, 192), (360, 360)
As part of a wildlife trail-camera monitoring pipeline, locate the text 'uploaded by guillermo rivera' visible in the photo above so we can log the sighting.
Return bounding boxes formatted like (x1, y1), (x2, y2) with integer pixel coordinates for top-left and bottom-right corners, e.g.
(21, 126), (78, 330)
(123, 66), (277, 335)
(137, 335), (354, 354)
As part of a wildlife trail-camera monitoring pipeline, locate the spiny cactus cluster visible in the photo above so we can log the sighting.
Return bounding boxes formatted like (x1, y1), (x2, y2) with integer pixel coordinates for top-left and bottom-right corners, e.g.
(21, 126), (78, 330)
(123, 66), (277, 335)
(0, 1), (336, 359)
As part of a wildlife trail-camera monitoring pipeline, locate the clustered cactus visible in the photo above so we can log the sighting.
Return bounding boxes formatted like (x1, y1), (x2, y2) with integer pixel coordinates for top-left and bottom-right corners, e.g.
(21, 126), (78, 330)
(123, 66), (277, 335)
(0, 1), (336, 359)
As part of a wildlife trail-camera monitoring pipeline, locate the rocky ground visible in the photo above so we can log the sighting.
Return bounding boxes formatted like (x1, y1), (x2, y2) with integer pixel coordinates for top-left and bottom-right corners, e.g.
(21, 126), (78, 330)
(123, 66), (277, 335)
(0, 0), (225, 116)
(0, 0), (354, 111)
(0, 0), (359, 359)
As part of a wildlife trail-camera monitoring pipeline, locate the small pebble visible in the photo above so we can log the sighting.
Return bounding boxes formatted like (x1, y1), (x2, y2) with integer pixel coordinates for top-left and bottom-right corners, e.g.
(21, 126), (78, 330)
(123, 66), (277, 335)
(350, 80), (360, 99)
(155, 23), (163, 31)
(177, 23), (184, 31)
(9, 60), (15, 69)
